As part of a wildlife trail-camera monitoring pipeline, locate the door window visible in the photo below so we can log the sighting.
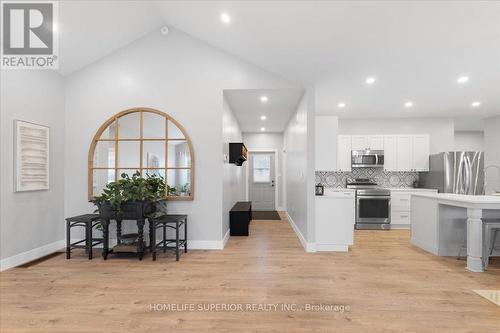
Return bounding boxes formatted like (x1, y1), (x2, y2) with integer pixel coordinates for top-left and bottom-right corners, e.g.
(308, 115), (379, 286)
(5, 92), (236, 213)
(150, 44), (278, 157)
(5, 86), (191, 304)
(253, 155), (271, 183)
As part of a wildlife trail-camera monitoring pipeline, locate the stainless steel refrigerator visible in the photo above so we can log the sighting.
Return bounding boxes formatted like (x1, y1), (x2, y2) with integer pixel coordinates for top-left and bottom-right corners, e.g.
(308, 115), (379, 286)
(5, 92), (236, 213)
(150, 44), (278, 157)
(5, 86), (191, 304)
(419, 152), (484, 195)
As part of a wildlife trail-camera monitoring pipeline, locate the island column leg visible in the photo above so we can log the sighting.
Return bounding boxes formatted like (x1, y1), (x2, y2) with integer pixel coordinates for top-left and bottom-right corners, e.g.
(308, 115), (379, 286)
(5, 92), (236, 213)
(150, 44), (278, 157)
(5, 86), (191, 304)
(466, 208), (484, 272)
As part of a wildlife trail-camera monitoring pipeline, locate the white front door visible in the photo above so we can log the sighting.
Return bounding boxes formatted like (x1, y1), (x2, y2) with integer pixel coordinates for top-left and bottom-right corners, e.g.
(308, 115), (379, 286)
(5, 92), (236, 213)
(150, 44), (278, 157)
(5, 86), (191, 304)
(249, 152), (276, 211)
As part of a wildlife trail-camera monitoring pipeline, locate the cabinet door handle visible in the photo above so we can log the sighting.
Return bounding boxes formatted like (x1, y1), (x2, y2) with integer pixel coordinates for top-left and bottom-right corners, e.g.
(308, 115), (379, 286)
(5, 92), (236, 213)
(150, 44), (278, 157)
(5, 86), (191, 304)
(400, 215), (409, 218)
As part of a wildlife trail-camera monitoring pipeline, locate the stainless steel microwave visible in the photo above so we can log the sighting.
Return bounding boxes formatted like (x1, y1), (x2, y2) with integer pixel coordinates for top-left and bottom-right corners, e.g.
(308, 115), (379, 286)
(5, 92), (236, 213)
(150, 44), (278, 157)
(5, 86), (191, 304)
(351, 150), (384, 168)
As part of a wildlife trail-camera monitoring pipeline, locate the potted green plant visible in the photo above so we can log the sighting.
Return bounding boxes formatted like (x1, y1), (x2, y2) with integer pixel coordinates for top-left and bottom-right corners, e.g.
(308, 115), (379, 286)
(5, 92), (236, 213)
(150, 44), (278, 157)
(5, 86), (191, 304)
(93, 171), (166, 220)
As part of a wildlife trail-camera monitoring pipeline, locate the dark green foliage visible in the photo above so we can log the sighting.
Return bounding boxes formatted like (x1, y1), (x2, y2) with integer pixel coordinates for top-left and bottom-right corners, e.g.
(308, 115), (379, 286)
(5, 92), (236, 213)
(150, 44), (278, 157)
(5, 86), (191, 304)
(93, 171), (166, 217)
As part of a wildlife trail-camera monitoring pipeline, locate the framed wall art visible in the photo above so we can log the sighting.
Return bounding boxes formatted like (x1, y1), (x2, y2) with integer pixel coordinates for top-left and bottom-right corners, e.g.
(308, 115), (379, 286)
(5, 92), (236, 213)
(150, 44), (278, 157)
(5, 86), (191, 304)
(14, 120), (50, 192)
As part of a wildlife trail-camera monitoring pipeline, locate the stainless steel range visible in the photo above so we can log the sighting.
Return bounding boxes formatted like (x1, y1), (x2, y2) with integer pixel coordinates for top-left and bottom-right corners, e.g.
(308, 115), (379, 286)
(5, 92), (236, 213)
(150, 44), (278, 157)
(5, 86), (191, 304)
(347, 178), (391, 230)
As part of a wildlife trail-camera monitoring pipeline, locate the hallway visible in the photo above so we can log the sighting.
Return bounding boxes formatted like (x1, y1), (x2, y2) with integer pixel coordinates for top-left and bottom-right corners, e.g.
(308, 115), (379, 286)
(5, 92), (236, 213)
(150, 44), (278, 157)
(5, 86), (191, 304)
(1, 213), (499, 332)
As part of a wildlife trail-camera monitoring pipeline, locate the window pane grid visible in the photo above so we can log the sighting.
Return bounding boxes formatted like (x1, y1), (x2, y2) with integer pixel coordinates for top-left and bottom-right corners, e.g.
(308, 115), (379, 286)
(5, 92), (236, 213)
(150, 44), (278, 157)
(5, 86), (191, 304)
(90, 110), (194, 200)
(253, 155), (271, 183)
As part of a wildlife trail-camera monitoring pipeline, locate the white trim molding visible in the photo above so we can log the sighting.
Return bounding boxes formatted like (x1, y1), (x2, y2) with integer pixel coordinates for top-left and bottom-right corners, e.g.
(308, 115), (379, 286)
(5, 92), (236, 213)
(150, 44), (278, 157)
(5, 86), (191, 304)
(0, 240), (65, 272)
(188, 239), (226, 250)
(286, 212), (316, 252)
(315, 244), (348, 251)
(222, 229), (230, 248)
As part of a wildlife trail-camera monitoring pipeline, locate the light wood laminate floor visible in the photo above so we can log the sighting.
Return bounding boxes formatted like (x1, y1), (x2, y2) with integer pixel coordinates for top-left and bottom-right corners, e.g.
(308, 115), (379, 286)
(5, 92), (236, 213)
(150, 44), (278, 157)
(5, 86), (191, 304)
(1, 212), (499, 332)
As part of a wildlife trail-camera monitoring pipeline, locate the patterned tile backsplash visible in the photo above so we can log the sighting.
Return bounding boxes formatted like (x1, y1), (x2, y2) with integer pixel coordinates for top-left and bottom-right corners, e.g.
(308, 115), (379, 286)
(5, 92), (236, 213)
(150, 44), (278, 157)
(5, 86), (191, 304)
(316, 168), (419, 189)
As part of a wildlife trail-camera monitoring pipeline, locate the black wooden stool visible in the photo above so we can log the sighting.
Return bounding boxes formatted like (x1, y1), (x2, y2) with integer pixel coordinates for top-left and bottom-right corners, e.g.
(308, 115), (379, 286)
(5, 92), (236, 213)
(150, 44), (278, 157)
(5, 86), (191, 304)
(66, 214), (103, 260)
(149, 215), (187, 261)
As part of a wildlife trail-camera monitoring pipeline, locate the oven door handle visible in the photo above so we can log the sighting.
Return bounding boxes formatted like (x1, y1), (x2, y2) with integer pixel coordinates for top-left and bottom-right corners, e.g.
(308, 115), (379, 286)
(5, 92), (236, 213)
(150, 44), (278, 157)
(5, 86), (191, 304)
(357, 196), (390, 200)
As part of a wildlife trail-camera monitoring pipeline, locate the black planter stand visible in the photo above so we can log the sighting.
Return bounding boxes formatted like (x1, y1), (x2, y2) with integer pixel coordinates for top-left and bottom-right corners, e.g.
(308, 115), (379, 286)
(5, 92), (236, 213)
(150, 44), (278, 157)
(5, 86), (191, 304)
(98, 201), (154, 260)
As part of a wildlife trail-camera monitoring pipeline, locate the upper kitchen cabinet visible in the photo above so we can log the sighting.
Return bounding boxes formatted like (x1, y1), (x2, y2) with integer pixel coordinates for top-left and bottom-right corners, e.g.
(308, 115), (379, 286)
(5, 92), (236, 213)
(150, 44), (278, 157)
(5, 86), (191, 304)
(335, 134), (429, 172)
(315, 116), (338, 171)
(412, 135), (430, 171)
(351, 135), (368, 150)
(396, 134), (430, 172)
(396, 135), (413, 171)
(351, 135), (384, 150)
(337, 135), (352, 172)
(383, 135), (397, 171)
(367, 135), (384, 150)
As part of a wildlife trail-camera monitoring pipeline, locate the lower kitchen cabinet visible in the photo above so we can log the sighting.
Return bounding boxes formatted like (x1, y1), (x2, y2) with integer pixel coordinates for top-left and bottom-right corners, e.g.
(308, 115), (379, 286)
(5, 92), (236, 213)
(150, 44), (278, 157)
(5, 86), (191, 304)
(390, 189), (437, 228)
(315, 190), (355, 251)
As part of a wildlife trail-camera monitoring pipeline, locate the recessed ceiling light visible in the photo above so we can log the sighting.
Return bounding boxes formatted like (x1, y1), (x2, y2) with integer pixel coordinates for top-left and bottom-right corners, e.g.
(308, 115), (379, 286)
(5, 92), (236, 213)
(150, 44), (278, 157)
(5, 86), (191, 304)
(260, 127), (266, 132)
(260, 96), (268, 103)
(220, 13), (231, 24)
(338, 102), (346, 109)
(471, 101), (481, 107)
(457, 76), (469, 84)
(365, 77), (376, 85)
(404, 101), (413, 108)
(260, 115), (267, 120)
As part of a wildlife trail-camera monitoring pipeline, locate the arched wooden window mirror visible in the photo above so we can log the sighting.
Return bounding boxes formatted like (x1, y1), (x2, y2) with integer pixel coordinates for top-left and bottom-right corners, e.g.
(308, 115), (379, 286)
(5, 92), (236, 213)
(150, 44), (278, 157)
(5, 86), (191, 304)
(88, 108), (194, 201)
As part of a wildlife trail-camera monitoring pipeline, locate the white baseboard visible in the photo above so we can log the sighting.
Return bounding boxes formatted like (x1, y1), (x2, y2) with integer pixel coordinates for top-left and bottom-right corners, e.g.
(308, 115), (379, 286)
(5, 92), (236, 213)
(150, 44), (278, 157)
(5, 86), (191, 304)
(0, 240), (65, 272)
(285, 212), (316, 252)
(390, 224), (411, 230)
(75, 233), (230, 251)
(411, 237), (439, 255)
(222, 229), (230, 248)
(0, 232), (230, 271)
(188, 239), (225, 250)
(315, 244), (349, 252)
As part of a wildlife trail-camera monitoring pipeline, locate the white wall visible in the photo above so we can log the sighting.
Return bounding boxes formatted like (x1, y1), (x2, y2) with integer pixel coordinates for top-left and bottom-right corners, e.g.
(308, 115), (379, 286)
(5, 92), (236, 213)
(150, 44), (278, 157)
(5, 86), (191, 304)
(284, 88), (315, 248)
(338, 117), (455, 154)
(454, 131), (484, 152)
(484, 115), (500, 194)
(242, 132), (284, 209)
(222, 96), (245, 240)
(0, 70), (65, 268)
(64, 28), (293, 247)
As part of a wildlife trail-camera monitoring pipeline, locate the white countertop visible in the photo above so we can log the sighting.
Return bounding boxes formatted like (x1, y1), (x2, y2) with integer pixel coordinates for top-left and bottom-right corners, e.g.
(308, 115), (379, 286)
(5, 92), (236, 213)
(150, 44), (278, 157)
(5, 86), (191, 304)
(412, 192), (500, 207)
(316, 188), (355, 198)
(386, 188), (437, 192)
(324, 188), (356, 193)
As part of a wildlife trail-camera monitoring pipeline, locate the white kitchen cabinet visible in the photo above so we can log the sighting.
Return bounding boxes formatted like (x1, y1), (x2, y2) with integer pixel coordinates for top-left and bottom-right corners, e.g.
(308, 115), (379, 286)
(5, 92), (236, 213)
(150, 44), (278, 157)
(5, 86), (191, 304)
(397, 134), (430, 172)
(383, 135), (397, 171)
(396, 135), (413, 171)
(315, 190), (355, 251)
(390, 189), (437, 229)
(336, 135), (352, 172)
(351, 135), (383, 150)
(351, 135), (367, 150)
(315, 116), (338, 171)
(412, 135), (430, 171)
(367, 135), (384, 150)
(336, 134), (429, 172)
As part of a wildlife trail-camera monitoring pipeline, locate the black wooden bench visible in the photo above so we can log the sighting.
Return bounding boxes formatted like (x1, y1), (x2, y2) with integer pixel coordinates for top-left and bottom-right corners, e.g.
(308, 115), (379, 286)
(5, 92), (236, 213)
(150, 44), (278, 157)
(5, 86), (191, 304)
(230, 201), (252, 236)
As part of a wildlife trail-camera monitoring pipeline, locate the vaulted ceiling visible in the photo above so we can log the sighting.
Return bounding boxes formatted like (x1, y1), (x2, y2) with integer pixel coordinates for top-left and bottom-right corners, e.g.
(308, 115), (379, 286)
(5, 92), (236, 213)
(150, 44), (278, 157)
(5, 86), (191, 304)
(56, 1), (500, 122)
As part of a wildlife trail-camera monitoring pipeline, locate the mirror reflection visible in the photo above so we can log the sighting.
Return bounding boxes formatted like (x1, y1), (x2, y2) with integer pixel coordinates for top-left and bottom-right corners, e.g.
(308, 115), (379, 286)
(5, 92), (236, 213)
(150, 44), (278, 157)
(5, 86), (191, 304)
(167, 169), (191, 197)
(90, 110), (194, 200)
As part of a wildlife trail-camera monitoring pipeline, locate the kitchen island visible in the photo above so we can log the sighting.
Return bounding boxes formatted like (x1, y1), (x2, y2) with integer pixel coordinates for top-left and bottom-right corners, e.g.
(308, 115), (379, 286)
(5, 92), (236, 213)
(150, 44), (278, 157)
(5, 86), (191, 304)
(411, 192), (500, 272)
